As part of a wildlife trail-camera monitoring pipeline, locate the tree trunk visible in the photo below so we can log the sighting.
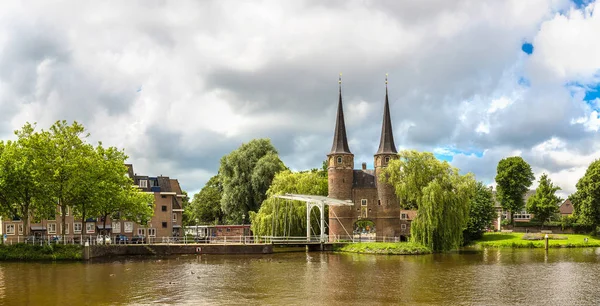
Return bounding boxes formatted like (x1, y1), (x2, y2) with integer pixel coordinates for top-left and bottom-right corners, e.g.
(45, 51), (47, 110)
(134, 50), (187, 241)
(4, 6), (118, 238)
(60, 200), (67, 244)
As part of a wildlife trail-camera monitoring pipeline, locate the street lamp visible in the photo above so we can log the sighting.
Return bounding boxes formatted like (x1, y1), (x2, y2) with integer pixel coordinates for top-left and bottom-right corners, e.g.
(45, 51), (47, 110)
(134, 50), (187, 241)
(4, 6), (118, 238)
(195, 218), (199, 239)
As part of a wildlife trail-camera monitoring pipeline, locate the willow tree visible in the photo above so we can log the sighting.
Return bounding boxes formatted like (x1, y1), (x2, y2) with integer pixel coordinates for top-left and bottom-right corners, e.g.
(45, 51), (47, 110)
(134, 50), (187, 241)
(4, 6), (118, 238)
(250, 169), (328, 237)
(381, 150), (475, 252)
(219, 139), (286, 224)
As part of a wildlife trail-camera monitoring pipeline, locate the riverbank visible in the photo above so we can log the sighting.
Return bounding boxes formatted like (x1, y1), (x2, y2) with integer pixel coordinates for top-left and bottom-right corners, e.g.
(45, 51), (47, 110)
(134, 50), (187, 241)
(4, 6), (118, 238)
(473, 232), (600, 248)
(0, 244), (82, 261)
(335, 242), (431, 255)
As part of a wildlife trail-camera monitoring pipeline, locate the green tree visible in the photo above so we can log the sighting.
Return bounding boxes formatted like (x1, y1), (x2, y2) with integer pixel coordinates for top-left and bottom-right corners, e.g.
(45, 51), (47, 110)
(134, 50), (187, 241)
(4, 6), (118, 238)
(571, 160), (600, 229)
(526, 173), (562, 228)
(382, 150), (475, 252)
(463, 182), (496, 244)
(495, 156), (535, 225)
(189, 175), (224, 225)
(250, 169), (328, 237)
(42, 120), (92, 240)
(89, 145), (154, 239)
(219, 139), (286, 223)
(0, 124), (53, 237)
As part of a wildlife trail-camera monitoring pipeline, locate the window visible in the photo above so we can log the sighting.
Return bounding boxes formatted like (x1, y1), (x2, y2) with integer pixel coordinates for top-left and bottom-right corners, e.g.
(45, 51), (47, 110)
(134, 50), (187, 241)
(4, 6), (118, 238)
(48, 211), (56, 221)
(162, 222), (167, 228)
(148, 228), (156, 237)
(161, 195), (166, 199)
(385, 157), (390, 163)
(5, 224), (15, 235)
(172, 213), (177, 222)
(162, 205), (167, 212)
(86, 222), (95, 234)
(401, 224), (407, 230)
(378, 200), (381, 206)
(61, 223), (69, 235)
(401, 213), (408, 220)
(74, 222), (82, 234)
(18, 224), (23, 235)
(361, 199), (367, 206)
(137, 228), (146, 236)
(337, 156), (342, 164)
(226, 228), (231, 232)
(139, 180), (148, 188)
(66, 206), (70, 216)
(124, 222), (134, 233)
(113, 222), (121, 234)
(48, 223), (57, 234)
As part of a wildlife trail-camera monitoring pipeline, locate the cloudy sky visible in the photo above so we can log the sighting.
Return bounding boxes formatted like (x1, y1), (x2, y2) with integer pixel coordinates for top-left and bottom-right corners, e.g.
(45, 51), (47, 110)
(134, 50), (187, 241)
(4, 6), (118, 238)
(1, 0), (599, 197)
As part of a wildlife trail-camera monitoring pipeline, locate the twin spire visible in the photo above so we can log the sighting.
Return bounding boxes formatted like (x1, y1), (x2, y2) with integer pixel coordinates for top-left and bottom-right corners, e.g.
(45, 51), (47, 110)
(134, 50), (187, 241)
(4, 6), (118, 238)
(329, 74), (397, 155)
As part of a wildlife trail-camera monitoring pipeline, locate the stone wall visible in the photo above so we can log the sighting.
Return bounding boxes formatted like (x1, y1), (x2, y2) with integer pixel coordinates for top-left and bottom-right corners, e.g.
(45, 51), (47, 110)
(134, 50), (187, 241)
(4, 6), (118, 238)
(85, 244), (273, 259)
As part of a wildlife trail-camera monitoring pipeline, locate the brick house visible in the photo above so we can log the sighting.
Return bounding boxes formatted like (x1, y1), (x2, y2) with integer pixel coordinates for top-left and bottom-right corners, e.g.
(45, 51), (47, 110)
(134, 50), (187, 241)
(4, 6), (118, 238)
(2, 164), (185, 244)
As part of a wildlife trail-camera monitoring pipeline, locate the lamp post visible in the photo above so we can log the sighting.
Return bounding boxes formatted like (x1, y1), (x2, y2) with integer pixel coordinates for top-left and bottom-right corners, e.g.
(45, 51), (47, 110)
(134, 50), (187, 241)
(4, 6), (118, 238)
(195, 218), (199, 239)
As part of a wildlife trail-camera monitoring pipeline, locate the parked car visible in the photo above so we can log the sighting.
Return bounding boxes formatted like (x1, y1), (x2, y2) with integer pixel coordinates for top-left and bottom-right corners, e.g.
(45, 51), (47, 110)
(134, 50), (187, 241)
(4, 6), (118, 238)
(96, 235), (111, 245)
(130, 235), (145, 244)
(115, 234), (128, 244)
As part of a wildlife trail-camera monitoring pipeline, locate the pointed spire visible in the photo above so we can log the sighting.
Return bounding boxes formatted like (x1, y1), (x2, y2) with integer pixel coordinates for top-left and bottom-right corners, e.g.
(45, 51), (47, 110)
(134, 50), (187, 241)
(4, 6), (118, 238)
(376, 74), (397, 155)
(330, 73), (352, 154)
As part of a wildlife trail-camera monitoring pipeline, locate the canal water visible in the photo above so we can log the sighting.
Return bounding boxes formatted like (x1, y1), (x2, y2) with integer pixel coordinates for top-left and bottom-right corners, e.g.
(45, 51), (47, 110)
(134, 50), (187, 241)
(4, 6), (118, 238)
(2, 248), (600, 305)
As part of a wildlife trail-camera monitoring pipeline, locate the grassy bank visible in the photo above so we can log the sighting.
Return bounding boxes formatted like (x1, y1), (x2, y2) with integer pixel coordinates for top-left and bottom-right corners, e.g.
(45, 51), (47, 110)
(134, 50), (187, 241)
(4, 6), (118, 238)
(474, 232), (600, 249)
(335, 242), (431, 255)
(0, 244), (82, 261)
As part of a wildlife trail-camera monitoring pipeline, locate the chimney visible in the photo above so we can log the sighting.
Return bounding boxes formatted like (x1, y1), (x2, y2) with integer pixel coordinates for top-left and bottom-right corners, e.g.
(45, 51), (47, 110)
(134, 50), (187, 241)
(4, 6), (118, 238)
(362, 162), (367, 170)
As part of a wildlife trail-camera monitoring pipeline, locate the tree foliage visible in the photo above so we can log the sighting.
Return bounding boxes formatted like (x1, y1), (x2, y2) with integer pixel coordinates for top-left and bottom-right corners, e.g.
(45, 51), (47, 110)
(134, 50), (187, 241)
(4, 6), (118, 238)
(188, 175), (224, 225)
(463, 182), (496, 244)
(526, 173), (562, 228)
(495, 156), (534, 224)
(382, 150), (475, 252)
(250, 169), (328, 237)
(0, 121), (154, 240)
(219, 139), (286, 223)
(571, 160), (600, 229)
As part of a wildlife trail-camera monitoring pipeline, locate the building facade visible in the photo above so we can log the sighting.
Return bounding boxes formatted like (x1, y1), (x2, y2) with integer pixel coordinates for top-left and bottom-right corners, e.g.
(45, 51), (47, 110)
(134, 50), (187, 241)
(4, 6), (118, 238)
(327, 80), (415, 242)
(2, 164), (185, 243)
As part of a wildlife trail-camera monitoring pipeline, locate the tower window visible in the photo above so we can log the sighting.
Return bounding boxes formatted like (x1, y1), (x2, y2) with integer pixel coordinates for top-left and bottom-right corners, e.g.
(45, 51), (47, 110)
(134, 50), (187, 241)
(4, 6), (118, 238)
(337, 156), (343, 164)
(378, 200), (381, 206)
(361, 199), (367, 206)
(385, 157), (390, 163)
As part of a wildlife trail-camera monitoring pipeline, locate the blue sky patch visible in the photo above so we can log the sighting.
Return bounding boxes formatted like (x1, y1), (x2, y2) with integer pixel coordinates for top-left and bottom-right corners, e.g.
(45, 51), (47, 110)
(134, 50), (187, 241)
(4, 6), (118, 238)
(572, 0), (592, 9)
(433, 147), (484, 162)
(521, 43), (534, 55)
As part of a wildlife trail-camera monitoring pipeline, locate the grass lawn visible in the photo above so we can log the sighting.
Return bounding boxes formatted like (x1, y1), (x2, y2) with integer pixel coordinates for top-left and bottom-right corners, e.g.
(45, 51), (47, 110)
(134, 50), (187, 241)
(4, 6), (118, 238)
(474, 232), (600, 248)
(335, 242), (431, 255)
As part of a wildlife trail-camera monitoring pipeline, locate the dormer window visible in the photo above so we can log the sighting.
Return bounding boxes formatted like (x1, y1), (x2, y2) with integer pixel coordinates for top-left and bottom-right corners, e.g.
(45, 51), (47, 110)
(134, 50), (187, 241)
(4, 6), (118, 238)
(337, 156), (343, 164)
(139, 180), (148, 188)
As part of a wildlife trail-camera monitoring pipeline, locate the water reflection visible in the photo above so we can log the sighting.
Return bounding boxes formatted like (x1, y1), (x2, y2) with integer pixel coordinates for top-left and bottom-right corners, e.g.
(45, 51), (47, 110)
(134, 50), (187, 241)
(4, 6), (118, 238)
(2, 249), (600, 305)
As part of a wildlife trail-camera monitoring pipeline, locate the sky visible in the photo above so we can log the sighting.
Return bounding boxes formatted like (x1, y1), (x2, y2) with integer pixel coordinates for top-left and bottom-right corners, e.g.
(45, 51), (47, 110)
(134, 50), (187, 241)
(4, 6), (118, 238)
(1, 0), (599, 198)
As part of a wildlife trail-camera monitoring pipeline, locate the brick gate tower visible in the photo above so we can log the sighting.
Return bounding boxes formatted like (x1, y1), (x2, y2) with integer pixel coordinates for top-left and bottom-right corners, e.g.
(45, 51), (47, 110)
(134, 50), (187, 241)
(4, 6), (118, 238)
(327, 76), (355, 240)
(327, 76), (406, 241)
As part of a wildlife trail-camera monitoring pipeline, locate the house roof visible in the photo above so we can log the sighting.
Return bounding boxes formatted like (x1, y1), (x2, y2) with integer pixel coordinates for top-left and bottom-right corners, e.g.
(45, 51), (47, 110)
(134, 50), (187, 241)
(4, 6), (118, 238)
(401, 210), (417, 220)
(375, 85), (397, 155)
(330, 81), (351, 155)
(559, 199), (574, 214)
(353, 170), (376, 188)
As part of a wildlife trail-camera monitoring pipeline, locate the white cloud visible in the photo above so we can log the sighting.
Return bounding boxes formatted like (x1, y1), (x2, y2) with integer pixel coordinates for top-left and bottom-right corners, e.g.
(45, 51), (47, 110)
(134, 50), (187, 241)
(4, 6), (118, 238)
(0, 0), (598, 197)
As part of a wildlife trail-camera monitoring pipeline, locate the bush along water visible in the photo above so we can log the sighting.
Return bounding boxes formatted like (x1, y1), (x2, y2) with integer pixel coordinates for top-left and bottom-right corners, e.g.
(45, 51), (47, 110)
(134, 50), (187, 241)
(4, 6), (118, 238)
(0, 243), (82, 261)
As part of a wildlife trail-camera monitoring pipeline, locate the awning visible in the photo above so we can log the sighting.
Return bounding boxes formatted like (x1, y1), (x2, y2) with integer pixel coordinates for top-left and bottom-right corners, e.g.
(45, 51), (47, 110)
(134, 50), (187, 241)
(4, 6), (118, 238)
(172, 225), (182, 228)
(96, 224), (112, 230)
(30, 226), (47, 231)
